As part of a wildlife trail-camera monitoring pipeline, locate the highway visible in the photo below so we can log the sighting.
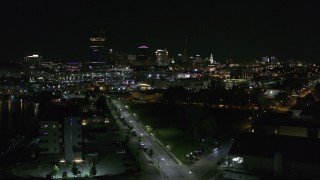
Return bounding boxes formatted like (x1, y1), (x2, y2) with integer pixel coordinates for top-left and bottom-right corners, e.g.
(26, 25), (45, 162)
(110, 98), (195, 180)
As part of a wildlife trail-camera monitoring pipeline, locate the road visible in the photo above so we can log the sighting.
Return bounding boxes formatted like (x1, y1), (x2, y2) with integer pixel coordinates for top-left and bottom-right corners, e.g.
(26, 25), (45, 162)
(110, 98), (195, 180)
(189, 140), (234, 180)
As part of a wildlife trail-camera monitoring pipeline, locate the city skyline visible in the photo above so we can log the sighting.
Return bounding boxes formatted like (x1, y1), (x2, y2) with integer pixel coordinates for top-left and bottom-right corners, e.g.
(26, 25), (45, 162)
(2, 1), (320, 62)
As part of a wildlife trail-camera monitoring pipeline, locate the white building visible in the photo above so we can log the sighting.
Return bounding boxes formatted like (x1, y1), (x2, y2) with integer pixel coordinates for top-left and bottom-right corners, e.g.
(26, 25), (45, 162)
(38, 117), (83, 163)
(64, 116), (82, 163)
(39, 121), (60, 154)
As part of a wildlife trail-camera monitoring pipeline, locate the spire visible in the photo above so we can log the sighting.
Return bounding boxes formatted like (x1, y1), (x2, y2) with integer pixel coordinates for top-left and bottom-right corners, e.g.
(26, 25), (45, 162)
(210, 53), (214, 64)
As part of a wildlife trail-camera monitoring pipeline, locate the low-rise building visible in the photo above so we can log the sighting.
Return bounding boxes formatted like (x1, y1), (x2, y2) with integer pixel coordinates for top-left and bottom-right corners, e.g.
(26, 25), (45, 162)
(38, 116), (82, 163)
(227, 133), (320, 179)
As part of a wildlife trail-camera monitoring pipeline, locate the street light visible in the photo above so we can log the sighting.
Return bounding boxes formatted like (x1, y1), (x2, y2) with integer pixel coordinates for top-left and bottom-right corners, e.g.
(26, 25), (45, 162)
(60, 159), (67, 172)
(157, 157), (164, 172)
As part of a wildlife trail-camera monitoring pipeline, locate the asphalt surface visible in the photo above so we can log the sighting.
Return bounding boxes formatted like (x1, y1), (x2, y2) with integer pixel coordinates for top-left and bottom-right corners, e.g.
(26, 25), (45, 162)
(111, 99), (195, 180)
(189, 140), (234, 180)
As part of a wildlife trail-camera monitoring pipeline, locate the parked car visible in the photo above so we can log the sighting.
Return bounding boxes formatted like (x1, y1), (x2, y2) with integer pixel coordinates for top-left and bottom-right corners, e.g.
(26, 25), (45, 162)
(193, 150), (202, 156)
(143, 146), (148, 152)
(185, 153), (198, 161)
(131, 130), (137, 136)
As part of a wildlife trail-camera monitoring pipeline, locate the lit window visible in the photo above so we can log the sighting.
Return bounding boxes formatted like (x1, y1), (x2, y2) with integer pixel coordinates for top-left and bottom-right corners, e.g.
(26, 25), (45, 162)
(41, 124), (48, 128)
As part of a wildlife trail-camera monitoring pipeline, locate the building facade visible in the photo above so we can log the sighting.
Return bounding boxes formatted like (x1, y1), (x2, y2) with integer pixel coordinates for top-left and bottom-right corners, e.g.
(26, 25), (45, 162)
(64, 116), (82, 162)
(89, 30), (107, 62)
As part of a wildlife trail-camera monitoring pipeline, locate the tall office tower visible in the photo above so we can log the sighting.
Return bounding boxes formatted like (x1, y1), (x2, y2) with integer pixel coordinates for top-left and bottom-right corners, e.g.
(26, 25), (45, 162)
(155, 49), (169, 66)
(108, 48), (114, 65)
(136, 45), (150, 64)
(261, 56), (270, 63)
(176, 53), (183, 64)
(23, 54), (42, 82)
(89, 30), (107, 62)
(182, 39), (190, 64)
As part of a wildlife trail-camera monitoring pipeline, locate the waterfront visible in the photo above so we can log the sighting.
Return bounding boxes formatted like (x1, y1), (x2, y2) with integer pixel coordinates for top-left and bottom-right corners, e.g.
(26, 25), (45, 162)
(0, 95), (37, 151)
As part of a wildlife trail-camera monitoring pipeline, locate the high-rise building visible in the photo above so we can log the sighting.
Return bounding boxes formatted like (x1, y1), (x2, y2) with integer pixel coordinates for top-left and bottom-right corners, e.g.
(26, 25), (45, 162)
(155, 49), (169, 66)
(209, 53), (214, 64)
(176, 53), (183, 64)
(262, 56), (270, 63)
(137, 46), (149, 61)
(89, 30), (107, 62)
(23, 54), (42, 82)
(135, 45), (153, 65)
(182, 39), (190, 64)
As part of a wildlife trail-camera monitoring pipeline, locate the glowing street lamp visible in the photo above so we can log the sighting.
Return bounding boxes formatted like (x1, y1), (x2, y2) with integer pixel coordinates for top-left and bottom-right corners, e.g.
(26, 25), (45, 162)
(157, 157), (164, 172)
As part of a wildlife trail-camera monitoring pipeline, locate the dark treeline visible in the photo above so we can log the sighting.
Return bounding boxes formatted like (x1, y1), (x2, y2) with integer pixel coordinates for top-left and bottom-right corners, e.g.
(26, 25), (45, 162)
(161, 82), (261, 107)
(133, 102), (251, 141)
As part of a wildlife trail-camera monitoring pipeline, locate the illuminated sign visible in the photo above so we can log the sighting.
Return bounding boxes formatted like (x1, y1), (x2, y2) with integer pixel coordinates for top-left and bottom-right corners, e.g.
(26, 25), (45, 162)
(90, 38), (106, 42)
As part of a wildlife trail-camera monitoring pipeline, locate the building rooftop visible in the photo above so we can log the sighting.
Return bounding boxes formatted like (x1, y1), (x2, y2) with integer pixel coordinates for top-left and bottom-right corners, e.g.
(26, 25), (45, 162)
(253, 115), (320, 128)
(229, 133), (320, 163)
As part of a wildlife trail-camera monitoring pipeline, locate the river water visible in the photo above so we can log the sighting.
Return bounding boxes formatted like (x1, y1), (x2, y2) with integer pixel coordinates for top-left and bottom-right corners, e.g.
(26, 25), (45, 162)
(0, 95), (38, 140)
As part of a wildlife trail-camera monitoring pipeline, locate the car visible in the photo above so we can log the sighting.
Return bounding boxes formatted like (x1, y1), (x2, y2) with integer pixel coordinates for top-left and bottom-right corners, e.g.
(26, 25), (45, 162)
(200, 148), (205, 152)
(75, 170), (81, 177)
(139, 142), (145, 147)
(212, 147), (219, 152)
(113, 141), (123, 147)
(186, 153), (198, 161)
(131, 130), (137, 136)
(193, 150), (202, 156)
(143, 146), (148, 152)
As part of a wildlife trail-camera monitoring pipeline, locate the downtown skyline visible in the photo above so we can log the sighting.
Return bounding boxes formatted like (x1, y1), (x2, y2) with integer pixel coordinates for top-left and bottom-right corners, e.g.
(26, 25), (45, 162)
(1, 1), (320, 62)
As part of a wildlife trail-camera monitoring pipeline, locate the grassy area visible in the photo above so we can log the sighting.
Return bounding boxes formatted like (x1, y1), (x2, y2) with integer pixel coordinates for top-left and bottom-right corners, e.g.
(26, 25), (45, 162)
(127, 102), (250, 164)
(156, 128), (210, 165)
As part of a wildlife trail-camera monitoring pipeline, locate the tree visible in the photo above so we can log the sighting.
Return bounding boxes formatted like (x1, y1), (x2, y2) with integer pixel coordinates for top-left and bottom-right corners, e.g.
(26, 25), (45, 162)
(89, 163), (97, 177)
(46, 173), (53, 180)
(38, 91), (53, 120)
(62, 171), (68, 179)
(51, 164), (59, 179)
(71, 161), (79, 177)
(137, 136), (142, 143)
(148, 149), (154, 157)
(95, 95), (107, 112)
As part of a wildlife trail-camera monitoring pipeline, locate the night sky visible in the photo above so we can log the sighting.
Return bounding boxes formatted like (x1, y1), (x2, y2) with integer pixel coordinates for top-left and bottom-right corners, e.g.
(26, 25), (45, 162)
(2, 1), (320, 62)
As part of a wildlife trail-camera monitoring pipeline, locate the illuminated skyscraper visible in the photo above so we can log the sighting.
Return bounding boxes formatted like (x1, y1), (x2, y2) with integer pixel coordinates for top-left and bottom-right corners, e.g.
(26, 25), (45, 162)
(137, 46), (149, 61)
(89, 30), (107, 62)
(23, 54), (42, 82)
(155, 49), (169, 66)
(135, 45), (153, 65)
(209, 53), (218, 65)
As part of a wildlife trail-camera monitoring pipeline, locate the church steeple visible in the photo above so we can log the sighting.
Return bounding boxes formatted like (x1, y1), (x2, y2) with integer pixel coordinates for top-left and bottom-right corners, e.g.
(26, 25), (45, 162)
(210, 53), (214, 64)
